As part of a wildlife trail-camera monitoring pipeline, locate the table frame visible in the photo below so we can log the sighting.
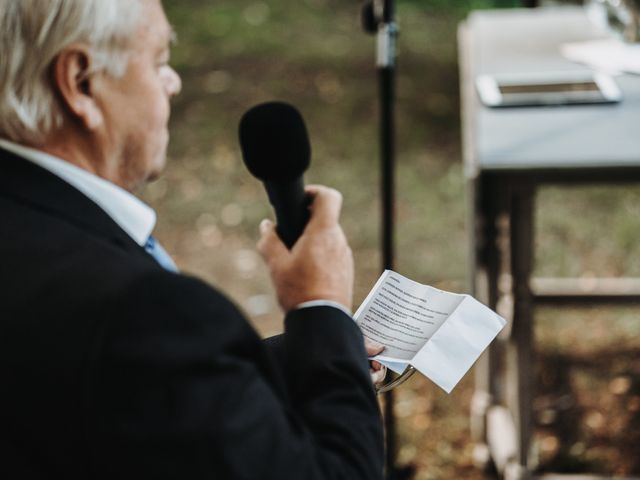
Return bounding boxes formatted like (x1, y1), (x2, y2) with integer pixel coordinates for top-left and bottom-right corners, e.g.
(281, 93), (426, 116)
(468, 170), (640, 480)
(459, 10), (640, 480)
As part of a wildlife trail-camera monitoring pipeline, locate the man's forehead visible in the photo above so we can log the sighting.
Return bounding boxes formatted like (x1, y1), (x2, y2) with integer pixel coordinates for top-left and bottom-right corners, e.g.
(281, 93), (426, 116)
(137, 0), (173, 43)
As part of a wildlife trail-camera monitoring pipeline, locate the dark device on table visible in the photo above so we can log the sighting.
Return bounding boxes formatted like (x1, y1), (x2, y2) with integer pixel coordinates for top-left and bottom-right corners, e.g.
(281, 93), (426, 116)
(476, 71), (622, 108)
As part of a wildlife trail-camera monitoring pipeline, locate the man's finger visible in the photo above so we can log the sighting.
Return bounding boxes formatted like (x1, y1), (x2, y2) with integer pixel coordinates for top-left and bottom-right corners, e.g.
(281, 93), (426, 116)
(371, 361), (383, 371)
(257, 219), (289, 261)
(364, 338), (385, 357)
(370, 367), (387, 386)
(305, 185), (342, 228)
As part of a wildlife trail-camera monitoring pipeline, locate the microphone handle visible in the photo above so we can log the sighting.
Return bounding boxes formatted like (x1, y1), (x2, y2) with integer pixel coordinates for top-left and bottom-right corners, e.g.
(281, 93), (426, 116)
(264, 179), (310, 249)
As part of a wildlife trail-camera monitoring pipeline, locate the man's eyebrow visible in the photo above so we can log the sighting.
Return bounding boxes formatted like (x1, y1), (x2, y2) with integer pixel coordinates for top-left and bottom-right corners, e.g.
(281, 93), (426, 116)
(169, 26), (178, 46)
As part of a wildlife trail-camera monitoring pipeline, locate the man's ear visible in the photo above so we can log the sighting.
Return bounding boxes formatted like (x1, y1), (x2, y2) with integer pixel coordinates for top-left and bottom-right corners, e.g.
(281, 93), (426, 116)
(52, 45), (104, 131)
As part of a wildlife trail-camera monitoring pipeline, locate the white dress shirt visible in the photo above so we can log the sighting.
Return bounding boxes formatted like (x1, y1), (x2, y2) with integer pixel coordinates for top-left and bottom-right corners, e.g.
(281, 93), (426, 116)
(0, 138), (155, 246)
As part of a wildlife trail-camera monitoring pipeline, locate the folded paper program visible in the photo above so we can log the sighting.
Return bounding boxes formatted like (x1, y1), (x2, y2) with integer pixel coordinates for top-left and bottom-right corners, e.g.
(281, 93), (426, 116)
(354, 270), (506, 393)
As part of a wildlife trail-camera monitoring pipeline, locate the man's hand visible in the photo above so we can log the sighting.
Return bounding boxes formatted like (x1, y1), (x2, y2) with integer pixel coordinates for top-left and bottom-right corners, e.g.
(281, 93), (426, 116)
(365, 339), (386, 386)
(258, 185), (354, 312)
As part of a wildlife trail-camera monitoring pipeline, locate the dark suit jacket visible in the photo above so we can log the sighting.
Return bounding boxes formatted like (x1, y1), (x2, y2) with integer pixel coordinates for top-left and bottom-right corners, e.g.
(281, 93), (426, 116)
(0, 148), (384, 479)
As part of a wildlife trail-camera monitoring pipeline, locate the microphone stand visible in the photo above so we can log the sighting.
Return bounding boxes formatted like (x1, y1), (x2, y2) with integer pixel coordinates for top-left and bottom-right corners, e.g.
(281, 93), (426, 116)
(362, 2), (415, 479)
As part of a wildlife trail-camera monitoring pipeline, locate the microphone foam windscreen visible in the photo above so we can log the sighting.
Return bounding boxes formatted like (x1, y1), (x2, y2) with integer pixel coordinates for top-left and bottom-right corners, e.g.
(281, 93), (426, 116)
(239, 102), (311, 183)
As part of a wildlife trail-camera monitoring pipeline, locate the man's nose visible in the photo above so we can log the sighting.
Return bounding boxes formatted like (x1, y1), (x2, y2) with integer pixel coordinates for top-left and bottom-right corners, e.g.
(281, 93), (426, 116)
(166, 66), (182, 97)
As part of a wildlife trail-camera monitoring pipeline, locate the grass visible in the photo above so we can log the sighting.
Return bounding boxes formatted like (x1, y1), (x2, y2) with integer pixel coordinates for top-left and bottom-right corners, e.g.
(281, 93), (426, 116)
(148, 0), (640, 478)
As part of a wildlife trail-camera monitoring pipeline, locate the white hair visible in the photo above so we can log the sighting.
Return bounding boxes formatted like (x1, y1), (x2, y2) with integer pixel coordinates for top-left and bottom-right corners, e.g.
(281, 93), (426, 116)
(0, 0), (144, 145)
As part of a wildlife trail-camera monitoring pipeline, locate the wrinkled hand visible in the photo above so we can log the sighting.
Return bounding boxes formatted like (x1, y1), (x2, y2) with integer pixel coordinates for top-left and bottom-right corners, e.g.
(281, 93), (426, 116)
(258, 185), (354, 313)
(365, 338), (386, 386)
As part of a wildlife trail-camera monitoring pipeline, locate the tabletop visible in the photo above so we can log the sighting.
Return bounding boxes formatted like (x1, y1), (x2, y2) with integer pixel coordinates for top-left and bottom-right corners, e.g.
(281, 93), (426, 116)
(460, 7), (640, 176)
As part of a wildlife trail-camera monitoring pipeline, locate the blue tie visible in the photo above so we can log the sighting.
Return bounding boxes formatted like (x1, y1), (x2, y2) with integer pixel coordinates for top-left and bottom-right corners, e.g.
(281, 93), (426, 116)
(144, 235), (178, 272)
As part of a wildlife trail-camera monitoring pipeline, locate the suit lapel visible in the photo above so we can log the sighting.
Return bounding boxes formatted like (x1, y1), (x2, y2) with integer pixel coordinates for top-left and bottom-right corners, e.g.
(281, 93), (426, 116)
(0, 147), (143, 253)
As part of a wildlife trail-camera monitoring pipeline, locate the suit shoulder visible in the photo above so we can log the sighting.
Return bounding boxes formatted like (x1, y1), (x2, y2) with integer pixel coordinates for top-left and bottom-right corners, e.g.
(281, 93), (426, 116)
(108, 270), (248, 328)
(92, 270), (265, 385)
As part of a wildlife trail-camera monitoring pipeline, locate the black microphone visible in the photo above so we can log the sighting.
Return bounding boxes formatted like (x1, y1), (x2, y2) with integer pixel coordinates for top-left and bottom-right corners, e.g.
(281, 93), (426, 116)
(238, 101), (311, 249)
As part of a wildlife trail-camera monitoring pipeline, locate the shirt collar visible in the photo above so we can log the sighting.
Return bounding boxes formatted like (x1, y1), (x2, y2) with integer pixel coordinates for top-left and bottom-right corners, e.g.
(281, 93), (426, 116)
(0, 139), (156, 246)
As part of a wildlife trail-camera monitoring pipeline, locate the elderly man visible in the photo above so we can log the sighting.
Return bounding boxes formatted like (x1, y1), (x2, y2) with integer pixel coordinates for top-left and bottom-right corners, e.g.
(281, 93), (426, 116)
(0, 1), (384, 478)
